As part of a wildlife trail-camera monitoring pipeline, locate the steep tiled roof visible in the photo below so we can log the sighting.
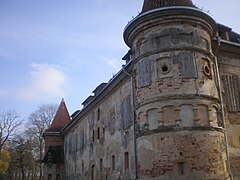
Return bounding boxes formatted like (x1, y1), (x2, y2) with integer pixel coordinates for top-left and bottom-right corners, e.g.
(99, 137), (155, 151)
(141, 0), (195, 13)
(45, 99), (71, 132)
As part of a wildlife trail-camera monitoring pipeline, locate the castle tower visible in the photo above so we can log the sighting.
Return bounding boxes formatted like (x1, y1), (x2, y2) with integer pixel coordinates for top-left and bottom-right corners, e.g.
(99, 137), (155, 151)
(43, 99), (71, 180)
(124, 0), (230, 179)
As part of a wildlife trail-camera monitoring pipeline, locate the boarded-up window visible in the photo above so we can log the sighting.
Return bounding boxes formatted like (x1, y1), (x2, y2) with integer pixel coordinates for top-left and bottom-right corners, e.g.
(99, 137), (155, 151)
(80, 129), (85, 150)
(122, 96), (133, 129)
(180, 105), (194, 126)
(162, 105), (178, 126)
(136, 59), (152, 88)
(197, 105), (209, 126)
(178, 162), (185, 175)
(210, 106), (222, 127)
(109, 107), (116, 135)
(173, 52), (198, 78)
(147, 108), (159, 130)
(90, 112), (95, 129)
(222, 75), (240, 112)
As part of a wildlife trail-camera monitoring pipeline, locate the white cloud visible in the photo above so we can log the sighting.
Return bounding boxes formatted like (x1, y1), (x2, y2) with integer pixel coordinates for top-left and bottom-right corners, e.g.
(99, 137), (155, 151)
(0, 90), (8, 97)
(104, 58), (123, 70)
(18, 63), (66, 100)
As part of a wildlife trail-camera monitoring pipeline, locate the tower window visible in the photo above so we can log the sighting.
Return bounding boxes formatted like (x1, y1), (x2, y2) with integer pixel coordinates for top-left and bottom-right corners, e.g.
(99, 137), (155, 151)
(161, 64), (169, 73)
(178, 162), (185, 175)
(203, 65), (210, 75)
(92, 130), (95, 142)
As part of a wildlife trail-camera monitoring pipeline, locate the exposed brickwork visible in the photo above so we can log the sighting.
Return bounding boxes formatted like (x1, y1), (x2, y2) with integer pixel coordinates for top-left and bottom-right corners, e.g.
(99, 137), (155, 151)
(43, 99), (71, 180)
(138, 132), (228, 179)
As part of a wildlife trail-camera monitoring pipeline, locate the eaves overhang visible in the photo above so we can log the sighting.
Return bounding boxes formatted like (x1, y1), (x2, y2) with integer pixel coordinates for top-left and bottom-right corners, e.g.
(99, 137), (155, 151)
(213, 38), (240, 56)
(62, 60), (133, 134)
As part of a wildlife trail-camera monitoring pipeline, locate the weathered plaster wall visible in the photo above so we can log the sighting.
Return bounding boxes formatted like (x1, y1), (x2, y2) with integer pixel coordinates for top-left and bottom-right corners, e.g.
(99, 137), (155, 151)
(218, 52), (240, 179)
(64, 79), (135, 180)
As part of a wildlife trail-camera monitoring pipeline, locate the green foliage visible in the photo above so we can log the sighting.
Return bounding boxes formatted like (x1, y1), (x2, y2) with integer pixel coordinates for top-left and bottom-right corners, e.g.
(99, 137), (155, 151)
(0, 150), (11, 175)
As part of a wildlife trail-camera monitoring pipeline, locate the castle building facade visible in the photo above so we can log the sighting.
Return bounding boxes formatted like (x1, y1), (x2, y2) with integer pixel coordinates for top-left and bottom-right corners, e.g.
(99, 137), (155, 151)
(43, 0), (240, 179)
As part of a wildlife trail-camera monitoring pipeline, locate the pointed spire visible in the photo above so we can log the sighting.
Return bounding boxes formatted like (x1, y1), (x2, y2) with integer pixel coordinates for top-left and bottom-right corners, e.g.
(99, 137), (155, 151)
(46, 99), (71, 132)
(141, 0), (195, 13)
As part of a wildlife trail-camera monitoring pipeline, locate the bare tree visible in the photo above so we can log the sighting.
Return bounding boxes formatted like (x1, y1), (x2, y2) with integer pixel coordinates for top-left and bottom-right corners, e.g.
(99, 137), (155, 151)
(8, 135), (35, 180)
(0, 110), (23, 153)
(27, 103), (57, 180)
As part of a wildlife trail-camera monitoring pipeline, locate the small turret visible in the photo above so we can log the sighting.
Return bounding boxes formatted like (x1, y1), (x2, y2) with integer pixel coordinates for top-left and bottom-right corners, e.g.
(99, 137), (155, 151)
(45, 98), (71, 132)
(43, 99), (70, 180)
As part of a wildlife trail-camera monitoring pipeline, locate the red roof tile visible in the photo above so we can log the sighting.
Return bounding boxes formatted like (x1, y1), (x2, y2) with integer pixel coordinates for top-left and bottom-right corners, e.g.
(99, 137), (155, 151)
(46, 99), (71, 132)
(141, 0), (195, 13)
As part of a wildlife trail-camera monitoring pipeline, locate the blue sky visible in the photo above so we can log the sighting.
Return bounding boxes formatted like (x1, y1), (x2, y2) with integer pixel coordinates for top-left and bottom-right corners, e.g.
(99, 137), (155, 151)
(0, 0), (239, 119)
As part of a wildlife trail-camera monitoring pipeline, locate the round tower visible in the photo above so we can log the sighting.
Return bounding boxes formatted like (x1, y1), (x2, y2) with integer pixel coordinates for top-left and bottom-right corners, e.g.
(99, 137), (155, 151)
(124, 0), (230, 179)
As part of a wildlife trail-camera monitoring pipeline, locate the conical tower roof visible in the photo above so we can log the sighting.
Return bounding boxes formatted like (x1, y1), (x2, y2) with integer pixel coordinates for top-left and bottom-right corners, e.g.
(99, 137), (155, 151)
(46, 99), (71, 132)
(141, 0), (195, 13)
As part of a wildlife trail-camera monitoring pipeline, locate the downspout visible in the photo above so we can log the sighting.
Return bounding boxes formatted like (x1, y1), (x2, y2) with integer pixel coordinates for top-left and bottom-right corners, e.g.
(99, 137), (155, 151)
(213, 36), (233, 180)
(122, 62), (138, 180)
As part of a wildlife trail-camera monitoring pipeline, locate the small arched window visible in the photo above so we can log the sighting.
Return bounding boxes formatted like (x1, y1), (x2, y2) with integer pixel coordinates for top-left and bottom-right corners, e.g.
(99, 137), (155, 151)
(97, 127), (100, 139)
(124, 152), (129, 171)
(100, 158), (103, 173)
(91, 164), (95, 180)
(112, 155), (115, 171)
(97, 108), (100, 121)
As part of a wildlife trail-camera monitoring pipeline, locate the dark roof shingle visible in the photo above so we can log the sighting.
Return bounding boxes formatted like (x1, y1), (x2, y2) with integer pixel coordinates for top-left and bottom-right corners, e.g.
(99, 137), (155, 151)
(141, 0), (195, 13)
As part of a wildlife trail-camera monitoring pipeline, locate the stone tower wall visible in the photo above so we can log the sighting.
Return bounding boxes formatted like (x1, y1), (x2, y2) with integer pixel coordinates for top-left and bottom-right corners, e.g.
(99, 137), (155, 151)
(124, 7), (230, 179)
